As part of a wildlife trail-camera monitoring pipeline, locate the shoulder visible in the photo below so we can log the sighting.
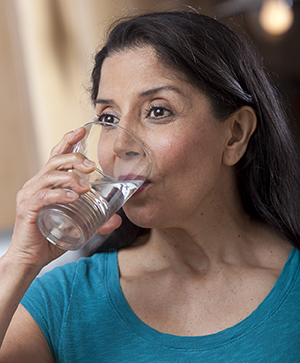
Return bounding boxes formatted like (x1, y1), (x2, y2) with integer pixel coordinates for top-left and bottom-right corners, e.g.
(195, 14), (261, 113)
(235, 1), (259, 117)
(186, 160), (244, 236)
(284, 247), (300, 289)
(20, 250), (118, 358)
(21, 250), (117, 316)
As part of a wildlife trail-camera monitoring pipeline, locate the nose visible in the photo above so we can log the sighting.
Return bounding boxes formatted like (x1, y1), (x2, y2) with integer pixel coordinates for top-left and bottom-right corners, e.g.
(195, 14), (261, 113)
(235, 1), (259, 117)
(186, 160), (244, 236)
(113, 129), (142, 160)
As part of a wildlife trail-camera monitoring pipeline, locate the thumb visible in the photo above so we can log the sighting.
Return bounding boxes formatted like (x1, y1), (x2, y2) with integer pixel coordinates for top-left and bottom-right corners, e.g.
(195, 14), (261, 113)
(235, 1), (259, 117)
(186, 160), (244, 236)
(97, 214), (122, 235)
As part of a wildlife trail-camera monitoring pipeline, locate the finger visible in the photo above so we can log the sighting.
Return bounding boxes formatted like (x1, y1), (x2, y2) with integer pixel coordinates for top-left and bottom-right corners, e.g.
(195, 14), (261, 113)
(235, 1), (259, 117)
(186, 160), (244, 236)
(45, 152), (95, 173)
(28, 153), (95, 189)
(17, 187), (79, 217)
(97, 214), (122, 235)
(50, 127), (86, 158)
(26, 169), (92, 198)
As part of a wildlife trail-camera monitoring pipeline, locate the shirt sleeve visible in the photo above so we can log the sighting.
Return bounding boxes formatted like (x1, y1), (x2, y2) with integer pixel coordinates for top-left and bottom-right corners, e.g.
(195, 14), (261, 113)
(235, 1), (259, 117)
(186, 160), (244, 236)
(21, 261), (78, 358)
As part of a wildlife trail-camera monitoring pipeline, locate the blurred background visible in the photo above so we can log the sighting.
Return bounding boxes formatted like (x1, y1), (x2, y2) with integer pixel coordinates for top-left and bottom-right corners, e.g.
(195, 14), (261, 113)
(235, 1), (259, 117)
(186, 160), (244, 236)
(1, 0), (299, 270)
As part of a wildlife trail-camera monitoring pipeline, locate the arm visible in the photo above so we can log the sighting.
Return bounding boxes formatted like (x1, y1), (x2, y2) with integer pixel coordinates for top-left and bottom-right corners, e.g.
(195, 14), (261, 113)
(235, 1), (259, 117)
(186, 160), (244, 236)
(0, 254), (40, 346)
(0, 128), (90, 360)
(0, 128), (121, 361)
(0, 255), (53, 362)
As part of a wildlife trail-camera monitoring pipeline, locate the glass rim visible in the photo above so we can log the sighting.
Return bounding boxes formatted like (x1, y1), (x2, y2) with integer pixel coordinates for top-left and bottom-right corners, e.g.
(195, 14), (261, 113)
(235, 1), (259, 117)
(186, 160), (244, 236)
(78, 120), (153, 179)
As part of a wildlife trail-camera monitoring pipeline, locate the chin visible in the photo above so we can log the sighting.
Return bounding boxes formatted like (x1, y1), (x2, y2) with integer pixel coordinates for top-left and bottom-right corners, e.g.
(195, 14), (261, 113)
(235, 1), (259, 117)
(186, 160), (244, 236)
(122, 205), (158, 229)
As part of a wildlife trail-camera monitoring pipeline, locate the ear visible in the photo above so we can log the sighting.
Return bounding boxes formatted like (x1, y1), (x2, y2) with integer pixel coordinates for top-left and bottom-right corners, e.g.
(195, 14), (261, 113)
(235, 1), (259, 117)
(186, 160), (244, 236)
(222, 106), (257, 166)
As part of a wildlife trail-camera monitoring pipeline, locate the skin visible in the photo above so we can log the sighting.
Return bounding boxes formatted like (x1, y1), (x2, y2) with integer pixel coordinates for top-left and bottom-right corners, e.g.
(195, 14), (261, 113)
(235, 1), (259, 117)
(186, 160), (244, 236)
(96, 47), (292, 335)
(0, 128), (121, 361)
(0, 46), (292, 360)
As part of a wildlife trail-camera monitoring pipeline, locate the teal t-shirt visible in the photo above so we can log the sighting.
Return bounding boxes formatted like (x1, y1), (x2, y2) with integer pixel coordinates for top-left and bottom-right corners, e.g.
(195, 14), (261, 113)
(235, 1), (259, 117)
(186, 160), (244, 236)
(21, 248), (300, 362)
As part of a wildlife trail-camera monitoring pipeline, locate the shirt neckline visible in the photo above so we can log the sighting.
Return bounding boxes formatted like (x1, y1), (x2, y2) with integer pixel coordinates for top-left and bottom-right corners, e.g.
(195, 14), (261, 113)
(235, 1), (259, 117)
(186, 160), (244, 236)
(105, 247), (298, 351)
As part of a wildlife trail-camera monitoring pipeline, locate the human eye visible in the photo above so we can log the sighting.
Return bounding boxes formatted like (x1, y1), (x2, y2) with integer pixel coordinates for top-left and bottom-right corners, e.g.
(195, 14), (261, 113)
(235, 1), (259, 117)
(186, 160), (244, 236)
(96, 113), (120, 124)
(145, 106), (173, 121)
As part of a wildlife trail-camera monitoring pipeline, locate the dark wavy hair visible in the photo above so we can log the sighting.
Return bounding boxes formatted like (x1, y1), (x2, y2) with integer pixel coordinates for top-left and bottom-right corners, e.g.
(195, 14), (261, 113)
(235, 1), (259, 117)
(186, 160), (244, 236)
(87, 11), (300, 255)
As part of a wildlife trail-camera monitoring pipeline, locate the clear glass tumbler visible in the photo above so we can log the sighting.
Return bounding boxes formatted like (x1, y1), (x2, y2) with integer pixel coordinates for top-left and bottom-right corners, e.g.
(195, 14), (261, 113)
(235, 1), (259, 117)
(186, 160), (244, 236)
(37, 121), (152, 250)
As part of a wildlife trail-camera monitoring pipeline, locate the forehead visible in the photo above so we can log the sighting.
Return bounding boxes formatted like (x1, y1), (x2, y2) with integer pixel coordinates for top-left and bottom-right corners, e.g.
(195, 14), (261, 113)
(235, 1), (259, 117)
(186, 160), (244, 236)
(98, 46), (187, 93)
(95, 46), (216, 119)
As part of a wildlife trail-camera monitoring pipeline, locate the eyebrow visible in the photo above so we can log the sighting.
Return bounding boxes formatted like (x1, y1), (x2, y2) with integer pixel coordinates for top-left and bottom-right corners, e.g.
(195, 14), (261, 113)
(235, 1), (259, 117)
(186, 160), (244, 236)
(95, 98), (113, 105)
(139, 85), (183, 97)
(95, 85), (183, 105)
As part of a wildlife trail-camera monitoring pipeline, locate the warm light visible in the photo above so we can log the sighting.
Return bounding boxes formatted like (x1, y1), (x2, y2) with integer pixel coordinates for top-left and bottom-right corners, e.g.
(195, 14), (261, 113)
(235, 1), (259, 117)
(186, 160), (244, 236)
(259, 0), (294, 35)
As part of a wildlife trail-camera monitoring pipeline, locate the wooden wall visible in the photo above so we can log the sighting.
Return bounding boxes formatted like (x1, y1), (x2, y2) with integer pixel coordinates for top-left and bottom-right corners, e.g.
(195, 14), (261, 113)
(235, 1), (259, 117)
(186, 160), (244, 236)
(0, 0), (37, 230)
(0, 0), (215, 231)
(0, 0), (121, 230)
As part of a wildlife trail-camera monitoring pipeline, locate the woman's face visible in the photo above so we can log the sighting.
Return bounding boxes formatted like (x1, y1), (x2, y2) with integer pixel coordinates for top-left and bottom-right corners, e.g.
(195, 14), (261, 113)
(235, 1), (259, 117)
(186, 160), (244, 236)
(95, 47), (233, 230)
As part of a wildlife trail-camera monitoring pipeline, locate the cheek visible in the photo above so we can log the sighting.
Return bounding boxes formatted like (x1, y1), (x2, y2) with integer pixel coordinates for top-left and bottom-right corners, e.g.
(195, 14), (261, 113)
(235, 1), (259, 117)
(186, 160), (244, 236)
(150, 126), (226, 206)
(97, 142), (115, 177)
(152, 131), (206, 176)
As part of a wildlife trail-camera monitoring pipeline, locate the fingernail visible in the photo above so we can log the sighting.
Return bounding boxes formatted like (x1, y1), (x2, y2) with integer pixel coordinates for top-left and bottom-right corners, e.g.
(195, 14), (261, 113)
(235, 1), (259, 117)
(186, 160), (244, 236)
(72, 128), (81, 135)
(80, 178), (90, 188)
(84, 159), (95, 167)
(67, 191), (77, 199)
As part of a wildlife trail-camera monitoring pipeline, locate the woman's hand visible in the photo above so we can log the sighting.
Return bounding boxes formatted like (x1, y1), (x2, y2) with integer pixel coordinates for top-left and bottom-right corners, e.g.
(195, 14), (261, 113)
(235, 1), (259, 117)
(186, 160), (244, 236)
(97, 214), (122, 235)
(0, 128), (123, 352)
(6, 127), (121, 272)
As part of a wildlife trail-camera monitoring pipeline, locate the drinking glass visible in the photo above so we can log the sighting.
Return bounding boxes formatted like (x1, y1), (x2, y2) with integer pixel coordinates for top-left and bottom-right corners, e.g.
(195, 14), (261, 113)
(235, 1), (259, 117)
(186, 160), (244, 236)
(37, 121), (152, 250)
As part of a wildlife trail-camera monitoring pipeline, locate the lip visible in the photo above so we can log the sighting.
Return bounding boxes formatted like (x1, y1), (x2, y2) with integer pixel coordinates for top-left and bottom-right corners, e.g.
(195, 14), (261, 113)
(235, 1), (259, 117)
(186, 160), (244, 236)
(133, 180), (150, 196)
(118, 174), (146, 182)
(118, 174), (151, 196)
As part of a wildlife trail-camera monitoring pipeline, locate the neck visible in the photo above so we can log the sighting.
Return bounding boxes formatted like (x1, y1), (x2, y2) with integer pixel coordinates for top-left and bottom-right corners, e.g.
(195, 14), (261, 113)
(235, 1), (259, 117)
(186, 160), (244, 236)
(138, 202), (274, 275)
(128, 172), (287, 274)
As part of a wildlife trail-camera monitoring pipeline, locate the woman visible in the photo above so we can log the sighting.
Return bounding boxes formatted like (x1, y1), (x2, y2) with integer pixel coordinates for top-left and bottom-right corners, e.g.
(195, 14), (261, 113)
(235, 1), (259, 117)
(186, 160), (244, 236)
(1, 11), (300, 362)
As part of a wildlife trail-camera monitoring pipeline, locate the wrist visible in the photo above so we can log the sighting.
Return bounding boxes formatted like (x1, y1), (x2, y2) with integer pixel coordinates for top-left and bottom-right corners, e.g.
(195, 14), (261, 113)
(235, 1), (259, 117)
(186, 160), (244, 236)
(0, 251), (41, 346)
(1, 250), (42, 281)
